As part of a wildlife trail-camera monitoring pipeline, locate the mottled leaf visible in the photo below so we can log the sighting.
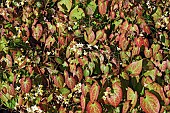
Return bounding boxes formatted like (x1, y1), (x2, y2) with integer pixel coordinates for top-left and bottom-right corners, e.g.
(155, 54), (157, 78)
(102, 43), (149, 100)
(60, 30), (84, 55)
(86, 101), (102, 113)
(140, 90), (160, 113)
(125, 60), (143, 76)
(90, 82), (100, 102)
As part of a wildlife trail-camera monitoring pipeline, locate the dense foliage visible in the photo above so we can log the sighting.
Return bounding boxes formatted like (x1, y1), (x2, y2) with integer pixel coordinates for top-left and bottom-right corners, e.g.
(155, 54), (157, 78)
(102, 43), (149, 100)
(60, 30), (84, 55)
(0, 0), (170, 113)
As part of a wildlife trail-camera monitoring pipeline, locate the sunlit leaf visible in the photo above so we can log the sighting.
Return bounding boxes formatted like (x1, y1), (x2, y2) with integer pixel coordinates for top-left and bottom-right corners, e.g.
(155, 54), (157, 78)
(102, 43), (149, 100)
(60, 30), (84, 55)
(69, 5), (85, 21)
(20, 77), (32, 93)
(125, 60), (143, 76)
(140, 90), (160, 113)
(127, 87), (138, 110)
(90, 82), (100, 102)
(86, 1), (97, 15)
(106, 83), (122, 107)
(57, 0), (72, 13)
(122, 100), (130, 113)
(86, 101), (102, 113)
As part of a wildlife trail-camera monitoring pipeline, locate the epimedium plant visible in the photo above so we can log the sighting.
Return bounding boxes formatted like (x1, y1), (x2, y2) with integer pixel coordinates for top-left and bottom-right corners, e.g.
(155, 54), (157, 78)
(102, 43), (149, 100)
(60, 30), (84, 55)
(0, 0), (170, 113)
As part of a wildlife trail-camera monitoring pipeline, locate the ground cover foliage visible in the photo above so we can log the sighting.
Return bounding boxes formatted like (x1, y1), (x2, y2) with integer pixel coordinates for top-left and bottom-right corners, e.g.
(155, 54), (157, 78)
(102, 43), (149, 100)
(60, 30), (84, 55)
(0, 0), (170, 113)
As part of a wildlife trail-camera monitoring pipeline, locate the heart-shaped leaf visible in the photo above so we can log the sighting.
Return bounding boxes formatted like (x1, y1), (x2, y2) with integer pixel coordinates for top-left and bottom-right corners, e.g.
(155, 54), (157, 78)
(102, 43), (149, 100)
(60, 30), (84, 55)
(76, 66), (83, 82)
(140, 90), (160, 113)
(147, 83), (166, 102)
(134, 37), (143, 47)
(86, 101), (102, 113)
(98, 0), (108, 15)
(64, 70), (76, 89)
(52, 74), (64, 88)
(8, 84), (15, 96)
(45, 35), (55, 49)
(143, 38), (149, 47)
(106, 83), (122, 107)
(32, 24), (43, 41)
(81, 83), (91, 96)
(144, 47), (153, 58)
(20, 77), (32, 93)
(125, 60), (143, 76)
(69, 5), (85, 21)
(96, 30), (104, 40)
(90, 82), (100, 102)
(127, 87), (138, 110)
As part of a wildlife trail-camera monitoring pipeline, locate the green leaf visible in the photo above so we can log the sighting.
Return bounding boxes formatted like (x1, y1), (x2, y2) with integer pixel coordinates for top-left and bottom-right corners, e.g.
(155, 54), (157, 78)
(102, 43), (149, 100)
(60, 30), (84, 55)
(57, 0), (72, 13)
(140, 90), (160, 113)
(125, 60), (143, 76)
(152, 7), (162, 21)
(0, 37), (8, 53)
(69, 5), (85, 21)
(83, 68), (90, 77)
(86, 1), (97, 15)
(59, 87), (70, 95)
(47, 93), (53, 103)
(55, 57), (64, 64)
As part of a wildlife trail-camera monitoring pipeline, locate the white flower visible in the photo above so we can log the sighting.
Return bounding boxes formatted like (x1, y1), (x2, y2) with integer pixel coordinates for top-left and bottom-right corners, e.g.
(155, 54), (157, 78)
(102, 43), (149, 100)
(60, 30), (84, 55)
(56, 22), (63, 28)
(83, 50), (88, 55)
(94, 45), (98, 49)
(76, 43), (84, 48)
(87, 44), (92, 49)
(15, 86), (20, 91)
(68, 26), (72, 30)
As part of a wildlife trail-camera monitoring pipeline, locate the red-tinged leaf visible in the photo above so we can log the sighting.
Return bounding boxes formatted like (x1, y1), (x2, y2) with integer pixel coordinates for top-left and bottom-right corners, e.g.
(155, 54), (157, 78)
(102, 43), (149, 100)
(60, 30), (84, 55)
(59, 105), (66, 113)
(45, 35), (55, 49)
(144, 47), (153, 58)
(20, 77), (32, 93)
(134, 37), (143, 47)
(78, 56), (88, 66)
(110, 11), (116, 20)
(119, 34), (129, 50)
(132, 46), (140, 57)
(52, 74), (64, 88)
(46, 22), (56, 33)
(154, 52), (163, 62)
(140, 90), (160, 113)
(121, 20), (129, 31)
(96, 30), (104, 40)
(143, 38), (149, 47)
(125, 60), (143, 76)
(6, 54), (12, 68)
(80, 94), (86, 113)
(141, 76), (153, 87)
(158, 61), (167, 72)
(32, 24), (43, 41)
(86, 101), (102, 113)
(64, 70), (76, 89)
(90, 82), (100, 102)
(151, 44), (160, 55)
(58, 36), (65, 45)
(127, 87), (138, 110)
(76, 66), (83, 82)
(167, 59), (170, 70)
(98, 0), (108, 15)
(143, 25), (151, 34)
(88, 31), (95, 43)
(147, 83), (166, 102)
(122, 100), (130, 113)
(81, 83), (91, 96)
(8, 84), (15, 96)
(18, 94), (23, 106)
(106, 83), (122, 107)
